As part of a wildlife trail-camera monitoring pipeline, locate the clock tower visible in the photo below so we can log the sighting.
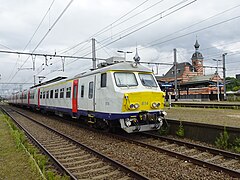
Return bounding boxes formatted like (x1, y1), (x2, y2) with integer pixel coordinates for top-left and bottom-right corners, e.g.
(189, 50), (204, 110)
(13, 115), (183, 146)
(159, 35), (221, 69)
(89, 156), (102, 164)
(191, 40), (204, 75)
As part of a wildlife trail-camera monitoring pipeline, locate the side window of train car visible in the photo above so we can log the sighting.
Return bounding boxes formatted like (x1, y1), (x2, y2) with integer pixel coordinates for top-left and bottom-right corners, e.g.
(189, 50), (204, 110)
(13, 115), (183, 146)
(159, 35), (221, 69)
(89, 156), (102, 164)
(55, 89), (59, 98)
(66, 87), (71, 98)
(88, 82), (93, 99)
(50, 90), (53, 98)
(101, 73), (107, 87)
(81, 85), (84, 98)
(46, 91), (49, 99)
(43, 91), (46, 99)
(60, 88), (64, 98)
(40, 92), (43, 99)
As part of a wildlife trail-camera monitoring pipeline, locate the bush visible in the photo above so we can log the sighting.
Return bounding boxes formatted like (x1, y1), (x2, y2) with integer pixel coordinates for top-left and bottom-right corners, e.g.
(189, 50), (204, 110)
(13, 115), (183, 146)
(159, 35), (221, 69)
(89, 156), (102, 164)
(176, 121), (184, 137)
(215, 127), (229, 149)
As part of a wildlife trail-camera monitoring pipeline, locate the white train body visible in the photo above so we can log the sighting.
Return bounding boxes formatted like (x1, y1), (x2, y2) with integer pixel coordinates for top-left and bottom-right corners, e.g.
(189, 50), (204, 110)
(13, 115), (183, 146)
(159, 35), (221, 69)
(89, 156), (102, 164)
(9, 62), (166, 133)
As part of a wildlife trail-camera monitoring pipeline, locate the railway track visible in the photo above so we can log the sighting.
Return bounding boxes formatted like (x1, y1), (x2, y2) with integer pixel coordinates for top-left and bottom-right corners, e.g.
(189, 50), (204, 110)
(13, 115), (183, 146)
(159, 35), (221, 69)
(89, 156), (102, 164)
(113, 132), (240, 178)
(2, 105), (237, 179)
(1, 106), (148, 180)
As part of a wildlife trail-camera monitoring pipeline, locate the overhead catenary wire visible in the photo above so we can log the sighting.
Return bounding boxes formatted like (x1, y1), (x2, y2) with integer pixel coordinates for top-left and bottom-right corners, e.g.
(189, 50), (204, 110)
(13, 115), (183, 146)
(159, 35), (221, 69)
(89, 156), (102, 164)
(66, 0), (196, 67)
(98, 0), (193, 46)
(141, 3), (240, 50)
(7, 0), (56, 82)
(62, 0), (149, 54)
(8, 0), (74, 83)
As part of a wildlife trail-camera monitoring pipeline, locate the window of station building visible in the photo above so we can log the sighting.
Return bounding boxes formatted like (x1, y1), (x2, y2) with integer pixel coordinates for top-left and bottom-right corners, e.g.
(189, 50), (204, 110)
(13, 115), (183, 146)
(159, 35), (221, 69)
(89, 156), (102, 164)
(55, 89), (59, 98)
(101, 73), (107, 87)
(81, 85), (84, 98)
(60, 88), (64, 98)
(66, 87), (71, 98)
(46, 91), (49, 99)
(50, 90), (53, 99)
(43, 91), (46, 99)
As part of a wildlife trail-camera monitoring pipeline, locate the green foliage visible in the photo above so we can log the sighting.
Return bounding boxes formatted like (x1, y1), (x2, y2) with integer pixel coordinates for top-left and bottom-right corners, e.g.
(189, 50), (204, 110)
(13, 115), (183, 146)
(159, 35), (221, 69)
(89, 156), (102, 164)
(232, 137), (240, 153)
(176, 121), (184, 137)
(226, 77), (240, 91)
(159, 125), (169, 135)
(215, 127), (229, 149)
(3, 113), (69, 179)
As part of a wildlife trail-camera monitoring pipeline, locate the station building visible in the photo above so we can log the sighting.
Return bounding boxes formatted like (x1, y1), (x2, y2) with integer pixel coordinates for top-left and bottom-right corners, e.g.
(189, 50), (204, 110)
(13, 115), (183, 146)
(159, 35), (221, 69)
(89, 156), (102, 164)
(157, 40), (223, 101)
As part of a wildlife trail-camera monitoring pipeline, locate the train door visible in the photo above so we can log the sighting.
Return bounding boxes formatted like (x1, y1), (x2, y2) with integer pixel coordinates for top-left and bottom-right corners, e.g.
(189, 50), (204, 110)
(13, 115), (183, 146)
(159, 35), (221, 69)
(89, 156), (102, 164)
(72, 79), (78, 113)
(87, 75), (96, 112)
(38, 88), (40, 109)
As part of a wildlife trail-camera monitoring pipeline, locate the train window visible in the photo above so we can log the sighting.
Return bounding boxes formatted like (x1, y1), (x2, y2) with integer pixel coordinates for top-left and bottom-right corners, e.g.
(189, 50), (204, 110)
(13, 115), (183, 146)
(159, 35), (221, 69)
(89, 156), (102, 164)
(101, 73), (107, 87)
(73, 86), (77, 98)
(55, 89), (59, 98)
(88, 82), (93, 99)
(43, 91), (46, 99)
(46, 91), (49, 99)
(114, 72), (138, 87)
(81, 85), (84, 98)
(60, 88), (64, 98)
(139, 73), (157, 87)
(40, 92), (43, 99)
(50, 90), (53, 99)
(66, 87), (71, 98)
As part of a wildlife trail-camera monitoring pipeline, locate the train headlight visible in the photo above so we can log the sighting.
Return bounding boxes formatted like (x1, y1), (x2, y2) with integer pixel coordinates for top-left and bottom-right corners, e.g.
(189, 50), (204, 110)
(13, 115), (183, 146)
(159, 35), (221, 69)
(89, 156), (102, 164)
(124, 118), (131, 127)
(129, 103), (140, 110)
(151, 102), (160, 109)
(134, 103), (139, 109)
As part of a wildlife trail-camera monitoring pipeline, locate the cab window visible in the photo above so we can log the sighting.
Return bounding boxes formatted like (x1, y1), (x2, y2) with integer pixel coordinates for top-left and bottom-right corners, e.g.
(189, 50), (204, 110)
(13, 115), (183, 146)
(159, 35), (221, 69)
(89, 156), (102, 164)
(139, 73), (157, 87)
(114, 72), (138, 87)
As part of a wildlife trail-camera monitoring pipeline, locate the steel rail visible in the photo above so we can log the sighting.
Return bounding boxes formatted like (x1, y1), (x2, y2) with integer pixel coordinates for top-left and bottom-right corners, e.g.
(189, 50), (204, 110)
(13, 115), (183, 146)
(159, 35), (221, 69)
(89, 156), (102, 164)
(4, 107), (149, 180)
(110, 133), (240, 178)
(0, 106), (77, 180)
(143, 132), (240, 160)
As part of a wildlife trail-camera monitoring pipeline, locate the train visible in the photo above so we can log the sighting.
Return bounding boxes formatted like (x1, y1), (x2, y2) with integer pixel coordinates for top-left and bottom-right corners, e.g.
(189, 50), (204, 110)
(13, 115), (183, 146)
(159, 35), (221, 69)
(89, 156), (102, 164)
(8, 59), (166, 133)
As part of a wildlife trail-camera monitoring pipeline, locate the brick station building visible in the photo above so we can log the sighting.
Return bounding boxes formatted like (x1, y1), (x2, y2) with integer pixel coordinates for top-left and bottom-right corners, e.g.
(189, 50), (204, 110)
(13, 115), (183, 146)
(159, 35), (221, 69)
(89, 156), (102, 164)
(158, 40), (222, 100)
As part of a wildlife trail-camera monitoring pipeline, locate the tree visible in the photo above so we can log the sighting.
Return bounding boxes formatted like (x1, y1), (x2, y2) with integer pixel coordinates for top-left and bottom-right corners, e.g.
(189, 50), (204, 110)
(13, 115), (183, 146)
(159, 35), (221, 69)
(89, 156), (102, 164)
(226, 77), (240, 91)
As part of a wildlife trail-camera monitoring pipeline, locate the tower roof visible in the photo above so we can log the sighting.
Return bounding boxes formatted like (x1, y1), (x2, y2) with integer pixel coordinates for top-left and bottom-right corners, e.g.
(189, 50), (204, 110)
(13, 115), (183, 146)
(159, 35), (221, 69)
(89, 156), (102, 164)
(192, 40), (203, 60)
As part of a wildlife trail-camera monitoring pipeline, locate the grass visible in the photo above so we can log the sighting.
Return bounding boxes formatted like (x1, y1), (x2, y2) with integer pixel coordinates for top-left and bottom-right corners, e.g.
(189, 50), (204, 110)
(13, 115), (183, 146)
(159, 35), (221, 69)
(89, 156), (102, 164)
(0, 112), (70, 180)
(0, 113), (42, 179)
(165, 107), (240, 127)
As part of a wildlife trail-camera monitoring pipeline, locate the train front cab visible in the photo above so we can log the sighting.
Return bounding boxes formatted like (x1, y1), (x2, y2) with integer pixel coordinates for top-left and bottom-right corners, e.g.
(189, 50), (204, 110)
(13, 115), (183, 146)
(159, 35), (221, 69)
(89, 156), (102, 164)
(92, 66), (166, 133)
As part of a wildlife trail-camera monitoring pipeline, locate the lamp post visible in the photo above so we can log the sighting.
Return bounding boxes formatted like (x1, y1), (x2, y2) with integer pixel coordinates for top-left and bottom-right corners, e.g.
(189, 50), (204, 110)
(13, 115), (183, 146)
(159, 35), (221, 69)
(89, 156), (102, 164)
(222, 53), (227, 101)
(213, 58), (222, 101)
(117, 50), (132, 62)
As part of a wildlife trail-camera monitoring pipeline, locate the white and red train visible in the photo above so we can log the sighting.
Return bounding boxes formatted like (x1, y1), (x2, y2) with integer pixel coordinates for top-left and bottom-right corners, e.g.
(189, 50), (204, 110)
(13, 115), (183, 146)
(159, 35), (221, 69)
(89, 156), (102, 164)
(8, 61), (166, 133)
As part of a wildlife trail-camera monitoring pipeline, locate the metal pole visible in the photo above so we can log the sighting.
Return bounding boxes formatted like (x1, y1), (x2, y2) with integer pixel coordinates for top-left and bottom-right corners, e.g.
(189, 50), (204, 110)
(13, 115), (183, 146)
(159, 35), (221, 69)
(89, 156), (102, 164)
(222, 53), (227, 101)
(217, 60), (220, 102)
(33, 75), (36, 85)
(92, 38), (96, 70)
(174, 48), (178, 101)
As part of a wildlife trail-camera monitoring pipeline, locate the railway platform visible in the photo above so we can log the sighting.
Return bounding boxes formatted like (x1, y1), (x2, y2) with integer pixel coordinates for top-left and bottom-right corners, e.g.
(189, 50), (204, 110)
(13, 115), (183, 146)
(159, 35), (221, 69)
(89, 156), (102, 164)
(170, 101), (240, 109)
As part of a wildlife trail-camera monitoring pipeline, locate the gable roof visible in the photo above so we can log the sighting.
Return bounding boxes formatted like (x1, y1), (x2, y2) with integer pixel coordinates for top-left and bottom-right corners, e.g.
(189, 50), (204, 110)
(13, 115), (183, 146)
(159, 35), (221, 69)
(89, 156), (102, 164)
(163, 62), (195, 78)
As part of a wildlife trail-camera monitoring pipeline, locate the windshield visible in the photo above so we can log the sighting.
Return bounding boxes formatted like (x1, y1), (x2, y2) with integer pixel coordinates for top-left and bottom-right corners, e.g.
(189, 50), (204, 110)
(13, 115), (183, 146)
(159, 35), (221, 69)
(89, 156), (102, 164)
(114, 72), (138, 87)
(139, 73), (158, 87)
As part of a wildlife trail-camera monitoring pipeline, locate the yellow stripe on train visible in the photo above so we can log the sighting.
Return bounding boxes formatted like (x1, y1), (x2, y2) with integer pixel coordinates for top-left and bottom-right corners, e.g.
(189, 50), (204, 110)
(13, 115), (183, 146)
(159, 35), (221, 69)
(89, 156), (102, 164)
(122, 91), (165, 112)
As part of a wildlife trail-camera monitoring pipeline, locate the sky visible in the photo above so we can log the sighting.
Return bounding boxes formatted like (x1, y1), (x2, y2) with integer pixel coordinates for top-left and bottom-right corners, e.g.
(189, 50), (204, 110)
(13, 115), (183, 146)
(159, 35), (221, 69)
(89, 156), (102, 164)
(0, 0), (240, 96)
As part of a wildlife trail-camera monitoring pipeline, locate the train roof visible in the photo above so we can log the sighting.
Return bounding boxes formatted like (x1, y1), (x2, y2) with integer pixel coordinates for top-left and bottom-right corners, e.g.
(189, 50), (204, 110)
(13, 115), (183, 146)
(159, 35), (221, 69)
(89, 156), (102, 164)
(29, 62), (153, 89)
(74, 61), (152, 78)
(30, 76), (67, 89)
